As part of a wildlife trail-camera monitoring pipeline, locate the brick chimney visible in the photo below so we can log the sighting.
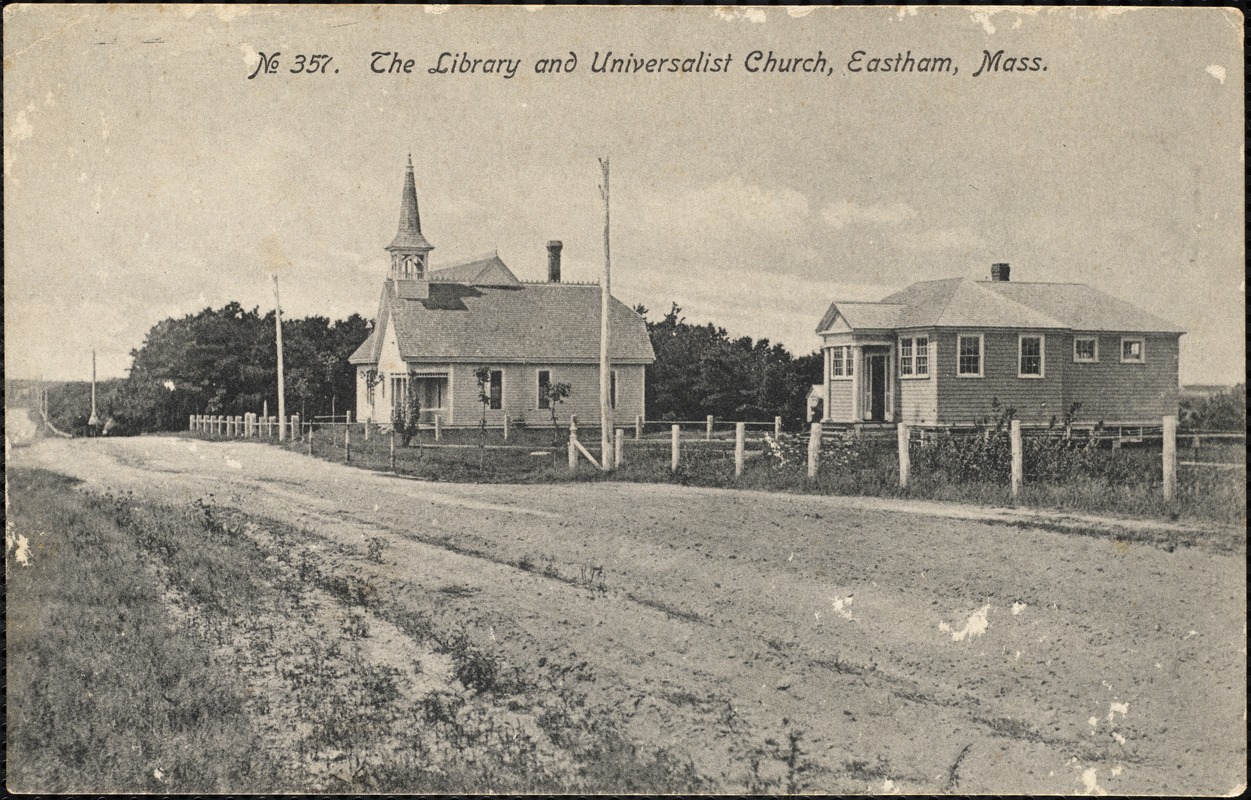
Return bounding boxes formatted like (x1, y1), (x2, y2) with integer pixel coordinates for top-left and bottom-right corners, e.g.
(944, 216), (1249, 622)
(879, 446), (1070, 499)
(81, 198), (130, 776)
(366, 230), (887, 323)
(990, 262), (1011, 282)
(547, 240), (563, 283)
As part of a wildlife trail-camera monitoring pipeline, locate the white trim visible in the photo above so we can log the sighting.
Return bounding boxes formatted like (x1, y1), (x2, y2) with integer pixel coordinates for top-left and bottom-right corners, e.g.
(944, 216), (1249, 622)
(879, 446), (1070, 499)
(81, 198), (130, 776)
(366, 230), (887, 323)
(850, 346), (863, 421)
(1120, 337), (1146, 364)
(1073, 335), (1099, 363)
(898, 335), (931, 379)
(956, 333), (984, 378)
(829, 345), (853, 380)
(639, 366), (646, 422)
(1017, 334), (1046, 378)
(447, 364), (455, 424)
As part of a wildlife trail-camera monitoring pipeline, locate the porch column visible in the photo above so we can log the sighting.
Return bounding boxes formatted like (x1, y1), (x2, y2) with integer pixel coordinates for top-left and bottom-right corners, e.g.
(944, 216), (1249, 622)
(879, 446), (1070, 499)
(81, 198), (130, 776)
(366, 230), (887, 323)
(851, 345), (863, 422)
(823, 346), (832, 422)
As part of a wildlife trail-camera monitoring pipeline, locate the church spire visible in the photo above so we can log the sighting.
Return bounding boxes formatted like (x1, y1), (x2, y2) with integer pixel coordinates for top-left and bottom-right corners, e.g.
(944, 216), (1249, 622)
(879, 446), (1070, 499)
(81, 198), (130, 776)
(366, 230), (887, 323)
(389, 154), (432, 251)
(386, 156), (433, 296)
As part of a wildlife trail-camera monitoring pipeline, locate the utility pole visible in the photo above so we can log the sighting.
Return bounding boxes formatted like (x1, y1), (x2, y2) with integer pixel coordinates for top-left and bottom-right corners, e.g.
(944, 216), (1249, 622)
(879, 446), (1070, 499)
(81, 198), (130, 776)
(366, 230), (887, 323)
(273, 274), (287, 441)
(597, 157), (613, 471)
(88, 349), (100, 430)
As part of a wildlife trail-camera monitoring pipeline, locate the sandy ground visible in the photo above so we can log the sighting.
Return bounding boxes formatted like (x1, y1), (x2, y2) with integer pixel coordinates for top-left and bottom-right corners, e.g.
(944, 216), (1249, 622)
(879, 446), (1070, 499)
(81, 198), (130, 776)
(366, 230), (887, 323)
(8, 435), (1246, 794)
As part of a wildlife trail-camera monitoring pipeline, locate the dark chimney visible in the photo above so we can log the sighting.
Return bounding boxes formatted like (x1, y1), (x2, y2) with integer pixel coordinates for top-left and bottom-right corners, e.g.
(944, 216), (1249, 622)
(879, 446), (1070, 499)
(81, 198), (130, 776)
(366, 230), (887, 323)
(547, 240), (563, 283)
(991, 262), (1011, 282)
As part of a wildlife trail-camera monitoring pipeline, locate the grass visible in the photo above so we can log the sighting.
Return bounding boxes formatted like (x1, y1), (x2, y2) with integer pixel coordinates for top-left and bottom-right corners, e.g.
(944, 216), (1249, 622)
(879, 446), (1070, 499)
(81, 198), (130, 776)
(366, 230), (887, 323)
(4, 466), (706, 794)
(5, 469), (276, 793)
(209, 424), (1245, 527)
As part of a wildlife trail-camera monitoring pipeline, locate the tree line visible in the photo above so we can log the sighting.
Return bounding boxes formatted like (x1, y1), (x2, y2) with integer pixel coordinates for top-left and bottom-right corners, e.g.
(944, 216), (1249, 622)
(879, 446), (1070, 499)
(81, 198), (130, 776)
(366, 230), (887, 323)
(41, 300), (817, 435)
(637, 303), (822, 427)
(46, 303), (369, 435)
(35, 300), (1243, 438)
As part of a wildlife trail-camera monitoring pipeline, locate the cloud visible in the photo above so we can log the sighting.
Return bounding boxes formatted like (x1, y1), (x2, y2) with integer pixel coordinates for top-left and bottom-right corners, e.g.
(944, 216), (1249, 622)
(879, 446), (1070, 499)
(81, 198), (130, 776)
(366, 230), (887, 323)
(636, 176), (810, 235)
(618, 264), (893, 355)
(896, 226), (985, 251)
(821, 200), (917, 229)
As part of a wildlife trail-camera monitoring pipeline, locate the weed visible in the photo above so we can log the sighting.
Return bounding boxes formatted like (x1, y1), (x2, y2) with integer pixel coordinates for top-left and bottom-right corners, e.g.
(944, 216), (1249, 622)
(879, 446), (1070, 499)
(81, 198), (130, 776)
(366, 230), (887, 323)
(365, 536), (387, 564)
(452, 643), (501, 695)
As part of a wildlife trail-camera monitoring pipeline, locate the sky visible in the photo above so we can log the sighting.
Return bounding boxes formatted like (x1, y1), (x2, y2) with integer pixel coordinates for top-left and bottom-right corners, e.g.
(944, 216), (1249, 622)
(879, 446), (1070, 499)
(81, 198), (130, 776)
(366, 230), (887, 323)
(4, 5), (1244, 385)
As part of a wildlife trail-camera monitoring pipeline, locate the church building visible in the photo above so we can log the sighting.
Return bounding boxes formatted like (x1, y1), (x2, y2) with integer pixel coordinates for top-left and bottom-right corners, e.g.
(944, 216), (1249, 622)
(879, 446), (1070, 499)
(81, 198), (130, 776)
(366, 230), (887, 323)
(349, 158), (655, 428)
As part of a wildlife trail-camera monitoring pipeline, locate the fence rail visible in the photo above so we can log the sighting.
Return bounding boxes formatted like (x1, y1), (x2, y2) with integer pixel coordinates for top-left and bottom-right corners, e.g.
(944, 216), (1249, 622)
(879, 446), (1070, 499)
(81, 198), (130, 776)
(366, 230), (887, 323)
(188, 411), (1241, 502)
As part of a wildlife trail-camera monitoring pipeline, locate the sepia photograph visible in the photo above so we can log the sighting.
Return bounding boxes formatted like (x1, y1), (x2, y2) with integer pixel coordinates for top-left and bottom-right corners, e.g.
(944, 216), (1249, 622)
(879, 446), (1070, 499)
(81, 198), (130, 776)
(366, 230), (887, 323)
(4, 4), (1246, 795)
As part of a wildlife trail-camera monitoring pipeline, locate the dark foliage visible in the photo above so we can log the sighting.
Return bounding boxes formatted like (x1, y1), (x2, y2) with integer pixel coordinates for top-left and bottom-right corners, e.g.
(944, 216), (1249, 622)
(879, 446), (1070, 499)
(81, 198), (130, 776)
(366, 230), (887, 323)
(84, 302), (369, 434)
(1180, 383), (1246, 431)
(637, 303), (821, 428)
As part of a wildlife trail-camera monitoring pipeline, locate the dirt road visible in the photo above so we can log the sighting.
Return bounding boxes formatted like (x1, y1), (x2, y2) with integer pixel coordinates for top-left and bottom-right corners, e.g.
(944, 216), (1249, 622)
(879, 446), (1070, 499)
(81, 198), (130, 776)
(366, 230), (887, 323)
(10, 436), (1245, 794)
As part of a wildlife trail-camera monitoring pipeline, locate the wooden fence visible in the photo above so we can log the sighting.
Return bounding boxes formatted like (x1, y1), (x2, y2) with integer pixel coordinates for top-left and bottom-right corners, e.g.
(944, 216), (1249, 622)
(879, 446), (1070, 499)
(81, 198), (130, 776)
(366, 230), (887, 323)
(191, 411), (1234, 502)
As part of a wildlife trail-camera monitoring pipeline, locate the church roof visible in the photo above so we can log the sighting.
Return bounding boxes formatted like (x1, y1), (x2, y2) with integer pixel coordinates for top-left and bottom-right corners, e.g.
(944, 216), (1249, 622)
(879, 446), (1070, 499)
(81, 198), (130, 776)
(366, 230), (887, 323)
(349, 279), (655, 365)
(429, 252), (522, 287)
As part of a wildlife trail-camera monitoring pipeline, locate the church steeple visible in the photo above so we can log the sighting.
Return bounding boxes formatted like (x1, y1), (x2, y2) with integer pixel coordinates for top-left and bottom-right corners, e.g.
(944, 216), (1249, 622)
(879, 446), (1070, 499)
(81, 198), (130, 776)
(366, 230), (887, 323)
(386, 155), (434, 295)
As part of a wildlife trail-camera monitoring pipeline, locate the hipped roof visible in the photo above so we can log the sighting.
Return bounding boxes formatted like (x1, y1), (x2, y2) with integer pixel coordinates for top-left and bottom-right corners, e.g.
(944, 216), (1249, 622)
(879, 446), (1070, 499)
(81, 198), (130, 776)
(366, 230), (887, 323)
(818, 277), (1184, 335)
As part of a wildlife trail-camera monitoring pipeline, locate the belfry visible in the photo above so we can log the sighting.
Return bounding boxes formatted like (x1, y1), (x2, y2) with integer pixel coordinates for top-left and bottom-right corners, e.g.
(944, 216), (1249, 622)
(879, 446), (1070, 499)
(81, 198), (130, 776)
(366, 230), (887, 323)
(386, 155), (434, 299)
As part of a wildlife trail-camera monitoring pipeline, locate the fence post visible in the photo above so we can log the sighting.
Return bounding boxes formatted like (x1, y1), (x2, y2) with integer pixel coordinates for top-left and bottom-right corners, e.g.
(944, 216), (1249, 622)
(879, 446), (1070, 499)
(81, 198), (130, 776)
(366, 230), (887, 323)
(189, 415), (195, 432)
(897, 422), (910, 488)
(344, 425), (351, 462)
(307, 424), (312, 456)
(615, 428), (624, 467)
(1162, 414), (1177, 501)
(706, 415), (714, 441)
(390, 430), (396, 471)
(504, 413), (510, 441)
(568, 422), (578, 471)
(635, 414), (642, 440)
(364, 418), (370, 442)
(807, 422), (821, 479)
(434, 414), (442, 442)
(671, 425), (681, 472)
(735, 422), (745, 478)
(291, 414), (299, 442)
(774, 416), (782, 440)
(1010, 419), (1023, 498)
(347, 410), (353, 425)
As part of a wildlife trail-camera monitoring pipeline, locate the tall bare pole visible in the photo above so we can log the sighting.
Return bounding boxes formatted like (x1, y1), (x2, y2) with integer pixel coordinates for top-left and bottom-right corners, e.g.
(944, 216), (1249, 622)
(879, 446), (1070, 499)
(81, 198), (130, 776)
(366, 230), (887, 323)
(273, 274), (287, 441)
(88, 349), (99, 428)
(597, 157), (613, 471)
